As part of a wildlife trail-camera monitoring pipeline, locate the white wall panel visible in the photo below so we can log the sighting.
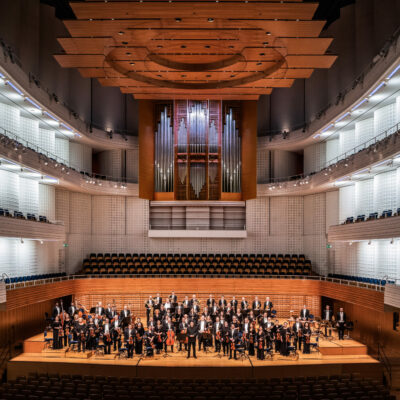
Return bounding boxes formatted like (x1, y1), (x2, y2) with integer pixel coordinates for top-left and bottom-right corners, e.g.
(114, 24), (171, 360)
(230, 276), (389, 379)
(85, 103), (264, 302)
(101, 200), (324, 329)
(0, 169), (19, 211)
(126, 149), (139, 182)
(396, 96), (400, 125)
(374, 102), (396, 136)
(54, 138), (70, 164)
(355, 179), (374, 217)
(69, 142), (92, 172)
(338, 128), (355, 158)
(355, 117), (374, 146)
(326, 139), (339, 164)
(0, 102), (20, 135)
(39, 184), (55, 221)
(304, 142), (325, 175)
(257, 148), (270, 183)
(91, 196), (126, 235)
(373, 170), (397, 214)
(339, 185), (355, 222)
(38, 128), (55, 156)
(326, 190), (339, 233)
(20, 116), (39, 146)
(69, 192), (91, 234)
(18, 177), (39, 215)
(55, 188), (70, 233)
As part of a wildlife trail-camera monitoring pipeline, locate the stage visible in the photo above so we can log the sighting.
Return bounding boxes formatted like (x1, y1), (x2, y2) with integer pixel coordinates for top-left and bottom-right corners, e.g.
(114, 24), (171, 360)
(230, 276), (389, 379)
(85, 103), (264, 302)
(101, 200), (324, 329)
(7, 333), (381, 380)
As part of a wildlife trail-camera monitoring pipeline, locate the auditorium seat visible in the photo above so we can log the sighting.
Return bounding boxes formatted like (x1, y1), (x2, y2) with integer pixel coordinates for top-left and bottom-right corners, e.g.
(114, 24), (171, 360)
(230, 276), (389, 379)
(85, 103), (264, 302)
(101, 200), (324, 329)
(0, 374), (393, 400)
(79, 253), (314, 277)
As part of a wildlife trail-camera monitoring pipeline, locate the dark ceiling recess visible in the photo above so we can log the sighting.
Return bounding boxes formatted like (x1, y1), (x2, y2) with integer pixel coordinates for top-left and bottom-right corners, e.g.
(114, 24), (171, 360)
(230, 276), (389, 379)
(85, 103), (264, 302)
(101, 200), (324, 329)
(40, 0), (79, 20)
(306, 0), (355, 30)
(43, 0), (354, 28)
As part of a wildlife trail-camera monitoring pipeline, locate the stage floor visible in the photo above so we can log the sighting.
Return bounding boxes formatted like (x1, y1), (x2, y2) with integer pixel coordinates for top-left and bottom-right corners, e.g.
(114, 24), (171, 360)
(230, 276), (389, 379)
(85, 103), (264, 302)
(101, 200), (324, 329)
(8, 333), (381, 380)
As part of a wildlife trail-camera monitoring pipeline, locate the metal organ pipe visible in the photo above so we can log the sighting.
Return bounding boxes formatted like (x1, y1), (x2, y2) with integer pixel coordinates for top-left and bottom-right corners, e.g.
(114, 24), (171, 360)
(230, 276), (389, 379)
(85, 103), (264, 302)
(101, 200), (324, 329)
(154, 107), (173, 192)
(222, 108), (241, 193)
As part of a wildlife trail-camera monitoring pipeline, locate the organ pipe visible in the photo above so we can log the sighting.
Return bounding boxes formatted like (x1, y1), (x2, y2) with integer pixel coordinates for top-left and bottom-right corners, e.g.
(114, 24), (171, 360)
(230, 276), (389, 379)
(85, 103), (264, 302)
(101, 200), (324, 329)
(222, 108), (241, 193)
(154, 107), (174, 192)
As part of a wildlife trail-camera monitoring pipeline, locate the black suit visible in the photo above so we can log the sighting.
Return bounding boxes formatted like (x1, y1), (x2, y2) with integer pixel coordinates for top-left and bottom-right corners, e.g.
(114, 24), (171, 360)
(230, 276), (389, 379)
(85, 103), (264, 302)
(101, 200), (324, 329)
(124, 328), (135, 358)
(263, 301), (273, 316)
(187, 325), (198, 358)
(292, 322), (303, 350)
(300, 308), (310, 320)
(68, 306), (77, 317)
(228, 329), (238, 359)
(336, 312), (347, 340)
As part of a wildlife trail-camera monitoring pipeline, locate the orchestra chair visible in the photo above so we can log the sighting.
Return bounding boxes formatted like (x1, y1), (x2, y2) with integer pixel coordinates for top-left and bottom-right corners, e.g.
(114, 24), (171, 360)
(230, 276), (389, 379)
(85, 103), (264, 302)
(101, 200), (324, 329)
(69, 339), (79, 352)
(95, 344), (105, 356)
(43, 331), (53, 350)
(310, 336), (319, 353)
(116, 347), (128, 359)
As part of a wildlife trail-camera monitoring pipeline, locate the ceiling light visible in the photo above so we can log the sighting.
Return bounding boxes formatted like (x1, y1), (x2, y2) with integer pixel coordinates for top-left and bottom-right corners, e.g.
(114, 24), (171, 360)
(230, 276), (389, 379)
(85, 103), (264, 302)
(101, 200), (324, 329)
(175, 18), (182, 22)
(25, 97), (41, 110)
(266, 31), (272, 36)
(5, 81), (24, 96)
(368, 81), (386, 97)
(256, 62), (262, 66)
(122, 41), (128, 45)
(387, 64), (400, 80)
(208, 18), (214, 22)
(130, 62), (135, 66)
(157, 45), (163, 48)
(263, 42), (269, 46)
(181, 45), (186, 49)
(126, 52), (131, 55)
(259, 53), (265, 56)
(118, 31), (124, 35)
(351, 98), (368, 112)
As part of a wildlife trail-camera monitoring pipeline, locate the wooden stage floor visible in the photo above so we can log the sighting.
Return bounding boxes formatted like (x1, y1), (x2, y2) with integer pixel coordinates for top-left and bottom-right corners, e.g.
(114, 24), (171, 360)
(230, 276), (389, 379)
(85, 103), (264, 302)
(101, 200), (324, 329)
(8, 334), (382, 380)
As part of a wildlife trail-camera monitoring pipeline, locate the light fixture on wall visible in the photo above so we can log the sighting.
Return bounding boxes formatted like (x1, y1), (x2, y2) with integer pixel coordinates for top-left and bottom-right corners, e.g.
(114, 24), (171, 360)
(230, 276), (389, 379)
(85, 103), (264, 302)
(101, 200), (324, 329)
(349, 242), (353, 246)
(368, 240), (371, 245)
(20, 238), (24, 244)
(390, 239), (394, 244)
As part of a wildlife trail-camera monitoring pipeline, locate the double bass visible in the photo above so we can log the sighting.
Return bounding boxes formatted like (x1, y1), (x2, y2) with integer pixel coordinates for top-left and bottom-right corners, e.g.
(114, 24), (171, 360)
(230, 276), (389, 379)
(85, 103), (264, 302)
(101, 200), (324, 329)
(166, 329), (175, 347)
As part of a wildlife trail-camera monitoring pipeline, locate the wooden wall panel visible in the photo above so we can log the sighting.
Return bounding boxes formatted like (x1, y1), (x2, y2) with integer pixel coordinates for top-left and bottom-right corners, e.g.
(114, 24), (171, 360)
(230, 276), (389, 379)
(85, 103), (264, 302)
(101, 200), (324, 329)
(138, 100), (155, 200)
(241, 101), (257, 200)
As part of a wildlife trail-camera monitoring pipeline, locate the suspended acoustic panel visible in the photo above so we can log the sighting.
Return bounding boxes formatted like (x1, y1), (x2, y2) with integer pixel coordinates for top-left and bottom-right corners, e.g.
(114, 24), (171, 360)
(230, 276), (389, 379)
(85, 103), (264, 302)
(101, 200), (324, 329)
(55, 1), (337, 100)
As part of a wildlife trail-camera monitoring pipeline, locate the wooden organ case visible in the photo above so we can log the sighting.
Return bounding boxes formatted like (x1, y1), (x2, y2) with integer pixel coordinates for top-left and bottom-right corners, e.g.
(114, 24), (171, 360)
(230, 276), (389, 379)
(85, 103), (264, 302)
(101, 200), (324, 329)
(153, 100), (246, 201)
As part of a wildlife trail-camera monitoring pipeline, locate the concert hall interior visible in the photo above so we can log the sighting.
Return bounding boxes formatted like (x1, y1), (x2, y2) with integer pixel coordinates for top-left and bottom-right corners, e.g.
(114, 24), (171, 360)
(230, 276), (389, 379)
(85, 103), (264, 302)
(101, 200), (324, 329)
(1, 0), (400, 399)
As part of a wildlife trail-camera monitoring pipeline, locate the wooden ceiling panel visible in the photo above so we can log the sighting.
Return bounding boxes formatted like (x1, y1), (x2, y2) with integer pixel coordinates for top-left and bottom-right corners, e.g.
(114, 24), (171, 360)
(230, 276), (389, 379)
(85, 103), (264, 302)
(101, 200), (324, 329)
(56, 1), (335, 99)
(70, 2), (318, 21)
(64, 19), (325, 38)
(132, 94), (260, 100)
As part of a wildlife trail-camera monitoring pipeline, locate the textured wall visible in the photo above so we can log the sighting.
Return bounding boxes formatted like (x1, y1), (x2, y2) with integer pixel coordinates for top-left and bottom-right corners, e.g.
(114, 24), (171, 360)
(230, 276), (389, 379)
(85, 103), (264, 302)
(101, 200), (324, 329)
(57, 190), (330, 276)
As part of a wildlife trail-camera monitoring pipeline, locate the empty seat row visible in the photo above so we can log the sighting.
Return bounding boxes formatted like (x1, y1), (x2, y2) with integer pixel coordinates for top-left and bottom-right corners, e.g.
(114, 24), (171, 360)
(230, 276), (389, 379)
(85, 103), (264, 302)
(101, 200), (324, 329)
(4, 272), (66, 284)
(80, 253), (313, 276)
(344, 208), (400, 224)
(328, 273), (394, 286)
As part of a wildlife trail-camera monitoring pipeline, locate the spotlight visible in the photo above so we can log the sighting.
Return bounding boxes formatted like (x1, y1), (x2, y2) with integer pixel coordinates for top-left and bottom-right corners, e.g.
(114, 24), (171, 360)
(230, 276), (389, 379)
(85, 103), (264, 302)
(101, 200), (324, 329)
(208, 18), (214, 22)
(40, 240), (43, 245)
(368, 241), (371, 245)
(391, 239), (394, 244)
(175, 18), (182, 22)
(20, 238), (24, 244)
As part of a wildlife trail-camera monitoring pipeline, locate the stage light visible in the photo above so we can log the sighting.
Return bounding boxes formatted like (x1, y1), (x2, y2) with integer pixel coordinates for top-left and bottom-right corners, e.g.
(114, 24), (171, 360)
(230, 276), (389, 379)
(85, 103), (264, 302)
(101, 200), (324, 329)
(25, 97), (41, 110)
(368, 81), (385, 97)
(351, 98), (368, 112)
(5, 81), (23, 96)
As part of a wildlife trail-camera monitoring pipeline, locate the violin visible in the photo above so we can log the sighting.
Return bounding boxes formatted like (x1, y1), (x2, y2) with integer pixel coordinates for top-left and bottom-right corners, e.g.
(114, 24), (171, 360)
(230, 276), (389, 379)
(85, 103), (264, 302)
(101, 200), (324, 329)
(216, 331), (221, 341)
(286, 332), (291, 343)
(136, 332), (142, 341)
(230, 338), (235, 351)
(258, 338), (263, 350)
(104, 332), (112, 343)
(129, 335), (134, 345)
(306, 333), (311, 344)
(80, 331), (86, 342)
(276, 332), (281, 341)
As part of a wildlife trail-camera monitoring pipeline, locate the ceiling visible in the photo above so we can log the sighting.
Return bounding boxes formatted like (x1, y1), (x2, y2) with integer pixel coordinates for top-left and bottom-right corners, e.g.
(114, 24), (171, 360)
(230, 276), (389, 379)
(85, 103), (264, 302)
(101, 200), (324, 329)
(54, 0), (337, 100)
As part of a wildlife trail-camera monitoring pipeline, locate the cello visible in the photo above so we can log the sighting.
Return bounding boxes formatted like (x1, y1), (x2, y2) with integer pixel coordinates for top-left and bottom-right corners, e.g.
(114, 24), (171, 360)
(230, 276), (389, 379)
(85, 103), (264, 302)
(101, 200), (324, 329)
(166, 328), (175, 347)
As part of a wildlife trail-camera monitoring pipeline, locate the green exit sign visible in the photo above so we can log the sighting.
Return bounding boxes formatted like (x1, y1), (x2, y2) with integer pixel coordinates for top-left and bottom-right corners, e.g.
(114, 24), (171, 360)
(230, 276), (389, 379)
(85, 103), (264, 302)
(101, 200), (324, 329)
(63, 243), (69, 248)
(326, 244), (332, 249)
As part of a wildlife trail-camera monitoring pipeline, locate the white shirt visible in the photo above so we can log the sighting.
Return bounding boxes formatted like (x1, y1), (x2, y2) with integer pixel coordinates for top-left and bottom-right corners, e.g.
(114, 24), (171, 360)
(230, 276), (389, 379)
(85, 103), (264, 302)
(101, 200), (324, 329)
(200, 321), (205, 332)
(325, 310), (330, 320)
(104, 324), (110, 334)
(339, 312), (344, 322)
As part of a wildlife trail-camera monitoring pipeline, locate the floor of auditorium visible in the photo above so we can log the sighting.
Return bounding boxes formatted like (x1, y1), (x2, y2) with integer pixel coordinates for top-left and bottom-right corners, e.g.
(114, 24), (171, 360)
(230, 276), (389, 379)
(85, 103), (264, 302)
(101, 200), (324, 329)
(7, 333), (381, 380)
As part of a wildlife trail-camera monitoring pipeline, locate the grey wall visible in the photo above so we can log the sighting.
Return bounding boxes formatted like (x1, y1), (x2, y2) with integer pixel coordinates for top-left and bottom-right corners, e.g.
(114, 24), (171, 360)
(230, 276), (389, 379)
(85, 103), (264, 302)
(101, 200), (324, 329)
(0, 0), (138, 136)
(259, 0), (400, 136)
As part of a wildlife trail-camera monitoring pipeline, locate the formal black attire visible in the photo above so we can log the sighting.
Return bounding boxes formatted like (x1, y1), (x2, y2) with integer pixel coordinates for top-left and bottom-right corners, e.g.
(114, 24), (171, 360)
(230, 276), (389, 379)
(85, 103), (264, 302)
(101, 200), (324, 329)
(187, 325), (198, 358)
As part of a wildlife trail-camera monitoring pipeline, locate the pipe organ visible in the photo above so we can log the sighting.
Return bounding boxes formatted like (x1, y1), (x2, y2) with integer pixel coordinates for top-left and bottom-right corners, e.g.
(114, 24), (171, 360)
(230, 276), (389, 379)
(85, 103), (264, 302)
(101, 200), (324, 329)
(153, 100), (244, 201)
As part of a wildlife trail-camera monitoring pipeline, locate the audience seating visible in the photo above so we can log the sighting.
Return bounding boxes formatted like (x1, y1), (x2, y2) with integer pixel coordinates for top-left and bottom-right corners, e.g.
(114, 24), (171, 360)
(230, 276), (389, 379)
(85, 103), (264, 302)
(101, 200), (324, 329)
(80, 253), (313, 276)
(4, 272), (66, 284)
(0, 373), (393, 400)
(0, 208), (49, 223)
(328, 273), (394, 286)
(343, 209), (400, 225)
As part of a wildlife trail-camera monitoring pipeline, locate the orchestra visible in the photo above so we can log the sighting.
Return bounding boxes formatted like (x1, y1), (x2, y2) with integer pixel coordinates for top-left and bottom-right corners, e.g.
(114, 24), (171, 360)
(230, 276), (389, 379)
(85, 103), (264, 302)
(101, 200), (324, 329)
(46, 294), (351, 361)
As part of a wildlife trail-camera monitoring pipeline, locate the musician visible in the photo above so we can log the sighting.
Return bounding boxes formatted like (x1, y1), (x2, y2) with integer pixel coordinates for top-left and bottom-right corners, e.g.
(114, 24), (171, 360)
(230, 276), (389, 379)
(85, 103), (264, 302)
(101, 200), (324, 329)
(207, 294), (215, 308)
(175, 302), (184, 317)
(248, 322), (256, 356)
(179, 316), (189, 352)
(228, 323), (238, 360)
(154, 293), (162, 310)
(263, 297), (273, 317)
(214, 316), (223, 353)
(52, 302), (61, 319)
(183, 296), (191, 315)
(302, 322), (312, 354)
(187, 320), (198, 359)
(279, 322), (291, 356)
(52, 316), (62, 349)
(242, 317), (251, 338)
(225, 304), (233, 323)
(240, 297), (248, 317)
(147, 316), (155, 330)
(191, 295), (200, 314)
(222, 320), (230, 356)
(145, 296), (154, 324)
(336, 308), (346, 340)
(202, 306), (211, 320)
(164, 299), (172, 315)
(252, 296), (261, 317)
(63, 314), (73, 346)
(93, 302), (105, 316)
(323, 305), (333, 337)
(256, 326), (265, 360)
(120, 305), (131, 328)
(198, 315), (208, 351)
(248, 310), (255, 324)
(230, 296), (238, 314)
(102, 318), (113, 354)
(211, 303), (219, 322)
(219, 295), (227, 311)
(124, 324), (135, 358)
(189, 308), (198, 323)
(144, 326), (155, 357)
(68, 301), (78, 317)
(164, 317), (175, 353)
(87, 326), (97, 351)
(292, 318), (303, 351)
(299, 305), (310, 321)
(154, 320), (165, 354)
(135, 321), (145, 355)
(76, 318), (87, 353)
(111, 319), (122, 351)
(169, 291), (177, 306)
(264, 317), (274, 349)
